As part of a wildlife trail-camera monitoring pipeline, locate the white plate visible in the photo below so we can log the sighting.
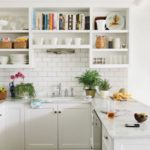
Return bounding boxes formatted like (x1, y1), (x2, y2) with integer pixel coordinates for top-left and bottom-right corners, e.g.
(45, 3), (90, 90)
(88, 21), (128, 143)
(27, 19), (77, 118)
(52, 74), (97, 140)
(106, 12), (125, 30)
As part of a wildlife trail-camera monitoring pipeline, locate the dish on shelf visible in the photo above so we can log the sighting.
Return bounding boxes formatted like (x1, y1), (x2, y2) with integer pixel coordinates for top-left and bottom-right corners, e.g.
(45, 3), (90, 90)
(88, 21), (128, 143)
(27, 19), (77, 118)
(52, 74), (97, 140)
(106, 12), (125, 30)
(9, 54), (28, 64)
(0, 56), (9, 64)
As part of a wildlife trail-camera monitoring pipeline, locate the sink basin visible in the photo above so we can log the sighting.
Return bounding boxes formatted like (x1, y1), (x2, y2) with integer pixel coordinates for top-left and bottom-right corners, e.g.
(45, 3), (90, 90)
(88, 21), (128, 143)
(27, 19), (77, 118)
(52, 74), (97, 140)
(38, 97), (91, 104)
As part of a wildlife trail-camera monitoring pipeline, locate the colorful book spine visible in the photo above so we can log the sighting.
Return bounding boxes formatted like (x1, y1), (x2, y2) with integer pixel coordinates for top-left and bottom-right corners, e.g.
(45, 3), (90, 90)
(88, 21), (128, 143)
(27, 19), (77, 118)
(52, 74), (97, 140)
(68, 14), (72, 30)
(64, 14), (68, 30)
(73, 14), (76, 30)
(81, 14), (85, 30)
(49, 14), (53, 30)
(85, 16), (90, 30)
(59, 14), (63, 30)
(32, 11), (36, 30)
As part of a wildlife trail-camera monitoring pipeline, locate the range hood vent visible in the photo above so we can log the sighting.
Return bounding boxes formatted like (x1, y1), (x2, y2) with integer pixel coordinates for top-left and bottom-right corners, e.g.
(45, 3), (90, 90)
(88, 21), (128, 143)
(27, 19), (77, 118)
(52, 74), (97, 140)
(47, 49), (75, 54)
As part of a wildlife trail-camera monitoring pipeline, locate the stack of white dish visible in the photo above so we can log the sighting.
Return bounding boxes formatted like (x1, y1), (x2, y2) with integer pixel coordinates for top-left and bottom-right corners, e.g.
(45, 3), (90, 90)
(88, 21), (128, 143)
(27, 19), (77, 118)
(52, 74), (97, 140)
(9, 54), (28, 64)
(0, 56), (9, 64)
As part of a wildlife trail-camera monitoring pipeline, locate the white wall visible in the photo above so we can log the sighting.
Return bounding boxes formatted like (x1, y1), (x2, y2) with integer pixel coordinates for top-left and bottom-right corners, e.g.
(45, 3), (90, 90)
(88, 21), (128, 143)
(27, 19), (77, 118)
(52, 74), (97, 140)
(129, 0), (150, 105)
(0, 49), (127, 97)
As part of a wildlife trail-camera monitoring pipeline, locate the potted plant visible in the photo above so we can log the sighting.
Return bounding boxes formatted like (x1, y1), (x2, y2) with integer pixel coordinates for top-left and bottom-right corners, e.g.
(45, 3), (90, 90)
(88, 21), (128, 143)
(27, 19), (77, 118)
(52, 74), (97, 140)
(76, 70), (101, 98)
(99, 79), (111, 99)
(15, 83), (35, 99)
(10, 72), (35, 100)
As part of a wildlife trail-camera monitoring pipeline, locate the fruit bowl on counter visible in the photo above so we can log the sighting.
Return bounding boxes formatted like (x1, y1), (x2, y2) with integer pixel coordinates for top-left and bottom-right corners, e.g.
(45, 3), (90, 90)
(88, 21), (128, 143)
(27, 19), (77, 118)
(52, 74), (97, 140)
(110, 88), (132, 101)
(0, 86), (7, 100)
(134, 113), (148, 123)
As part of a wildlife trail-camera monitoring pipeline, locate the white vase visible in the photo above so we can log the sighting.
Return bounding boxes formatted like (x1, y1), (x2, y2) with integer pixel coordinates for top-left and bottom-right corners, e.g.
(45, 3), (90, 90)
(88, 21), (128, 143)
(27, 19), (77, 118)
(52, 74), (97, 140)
(100, 90), (109, 99)
(96, 20), (106, 31)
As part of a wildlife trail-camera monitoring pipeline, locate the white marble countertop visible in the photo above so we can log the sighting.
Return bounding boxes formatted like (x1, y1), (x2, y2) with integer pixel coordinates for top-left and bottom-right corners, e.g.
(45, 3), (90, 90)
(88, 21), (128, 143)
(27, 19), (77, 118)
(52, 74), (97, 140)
(93, 99), (150, 139)
(1, 97), (150, 139)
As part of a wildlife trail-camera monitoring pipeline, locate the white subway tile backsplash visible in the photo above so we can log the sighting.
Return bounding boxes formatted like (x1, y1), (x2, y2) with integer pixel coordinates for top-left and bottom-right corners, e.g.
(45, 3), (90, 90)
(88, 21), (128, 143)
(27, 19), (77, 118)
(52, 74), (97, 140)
(0, 49), (127, 97)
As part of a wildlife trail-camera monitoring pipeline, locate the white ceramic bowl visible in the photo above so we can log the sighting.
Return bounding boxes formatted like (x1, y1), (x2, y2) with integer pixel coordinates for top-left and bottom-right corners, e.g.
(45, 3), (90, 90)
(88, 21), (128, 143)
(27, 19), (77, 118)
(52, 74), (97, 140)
(0, 20), (8, 30)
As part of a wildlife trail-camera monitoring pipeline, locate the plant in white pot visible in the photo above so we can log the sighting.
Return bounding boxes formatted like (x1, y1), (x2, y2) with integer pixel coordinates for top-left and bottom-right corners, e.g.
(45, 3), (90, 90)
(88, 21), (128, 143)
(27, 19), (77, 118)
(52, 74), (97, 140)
(99, 79), (111, 99)
(76, 70), (101, 98)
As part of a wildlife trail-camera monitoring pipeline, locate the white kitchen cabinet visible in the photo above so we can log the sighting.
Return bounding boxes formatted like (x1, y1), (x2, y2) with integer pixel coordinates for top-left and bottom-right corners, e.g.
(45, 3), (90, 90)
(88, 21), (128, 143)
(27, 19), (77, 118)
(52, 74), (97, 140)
(25, 104), (58, 150)
(0, 104), (5, 150)
(58, 104), (92, 149)
(5, 103), (24, 150)
(25, 103), (92, 150)
(102, 126), (112, 150)
(93, 110), (102, 150)
(114, 138), (150, 150)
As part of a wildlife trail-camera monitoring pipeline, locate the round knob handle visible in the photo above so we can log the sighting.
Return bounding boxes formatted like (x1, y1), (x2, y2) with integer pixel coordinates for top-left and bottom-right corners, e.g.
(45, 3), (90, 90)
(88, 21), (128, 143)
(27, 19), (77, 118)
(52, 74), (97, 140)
(105, 136), (108, 140)
(58, 111), (61, 114)
(54, 111), (57, 114)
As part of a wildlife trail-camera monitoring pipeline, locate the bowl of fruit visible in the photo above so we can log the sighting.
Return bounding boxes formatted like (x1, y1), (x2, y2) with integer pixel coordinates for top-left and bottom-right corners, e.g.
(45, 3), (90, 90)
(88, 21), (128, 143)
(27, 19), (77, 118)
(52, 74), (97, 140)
(0, 86), (7, 100)
(111, 88), (132, 101)
(134, 113), (148, 123)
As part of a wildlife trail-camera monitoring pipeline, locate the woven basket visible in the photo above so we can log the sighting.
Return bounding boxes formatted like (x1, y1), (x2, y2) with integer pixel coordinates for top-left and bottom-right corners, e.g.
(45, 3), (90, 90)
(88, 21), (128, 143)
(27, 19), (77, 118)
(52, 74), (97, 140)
(0, 92), (7, 100)
(13, 41), (28, 49)
(0, 41), (12, 49)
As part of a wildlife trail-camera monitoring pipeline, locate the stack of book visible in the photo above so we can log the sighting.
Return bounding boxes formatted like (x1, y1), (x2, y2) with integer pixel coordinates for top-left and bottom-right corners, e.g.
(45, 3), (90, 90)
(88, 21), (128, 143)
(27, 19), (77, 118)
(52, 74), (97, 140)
(33, 11), (90, 30)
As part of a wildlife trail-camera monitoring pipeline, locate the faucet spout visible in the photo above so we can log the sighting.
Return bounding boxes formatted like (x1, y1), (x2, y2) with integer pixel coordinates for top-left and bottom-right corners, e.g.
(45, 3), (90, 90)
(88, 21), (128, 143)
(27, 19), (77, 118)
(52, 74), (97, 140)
(57, 83), (62, 96)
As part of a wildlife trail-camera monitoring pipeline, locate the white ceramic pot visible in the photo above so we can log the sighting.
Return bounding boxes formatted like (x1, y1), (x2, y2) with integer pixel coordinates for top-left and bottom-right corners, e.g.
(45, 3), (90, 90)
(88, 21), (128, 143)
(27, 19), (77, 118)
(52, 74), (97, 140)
(113, 38), (121, 49)
(96, 20), (106, 31)
(100, 90), (109, 99)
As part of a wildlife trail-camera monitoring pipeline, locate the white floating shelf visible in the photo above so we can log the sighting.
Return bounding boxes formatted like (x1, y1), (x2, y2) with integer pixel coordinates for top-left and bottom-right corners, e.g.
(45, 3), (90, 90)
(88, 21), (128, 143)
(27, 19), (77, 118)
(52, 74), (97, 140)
(0, 64), (32, 69)
(32, 30), (90, 33)
(0, 49), (29, 52)
(92, 30), (129, 34)
(0, 30), (29, 33)
(90, 64), (129, 68)
(92, 48), (128, 52)
(32, 45), (90, 49)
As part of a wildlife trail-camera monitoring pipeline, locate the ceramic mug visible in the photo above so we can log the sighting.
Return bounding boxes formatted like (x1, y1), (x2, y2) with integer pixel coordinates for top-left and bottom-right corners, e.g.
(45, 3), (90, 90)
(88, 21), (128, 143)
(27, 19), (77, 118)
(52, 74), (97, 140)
(34, 37), (44, 45)
(50, 37), (58, 45)
(74, 38), (81, 45)
(64, 38), (72, 45)
(0, 56), (8, 64)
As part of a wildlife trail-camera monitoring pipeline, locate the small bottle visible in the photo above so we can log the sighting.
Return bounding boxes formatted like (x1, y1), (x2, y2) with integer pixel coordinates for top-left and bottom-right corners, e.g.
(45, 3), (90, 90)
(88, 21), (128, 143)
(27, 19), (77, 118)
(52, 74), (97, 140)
(108, 37), (113, 49)
(93, 58), (96, 64)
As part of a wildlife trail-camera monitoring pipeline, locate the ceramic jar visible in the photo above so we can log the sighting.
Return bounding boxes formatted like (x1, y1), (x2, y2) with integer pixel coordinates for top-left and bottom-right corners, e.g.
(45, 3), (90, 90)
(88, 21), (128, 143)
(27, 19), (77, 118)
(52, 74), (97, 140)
(95, 36), (105, 48)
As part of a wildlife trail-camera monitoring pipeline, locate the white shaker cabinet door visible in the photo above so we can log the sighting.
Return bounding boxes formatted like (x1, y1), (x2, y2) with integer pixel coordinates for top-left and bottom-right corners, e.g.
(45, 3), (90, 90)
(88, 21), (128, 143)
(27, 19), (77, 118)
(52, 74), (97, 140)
(5, 103), (24, 150)
(58, 104), (92, 149)
(114, 138), (150, 150)
(25, 105), (58, 150)
(0, 104), (5, 150)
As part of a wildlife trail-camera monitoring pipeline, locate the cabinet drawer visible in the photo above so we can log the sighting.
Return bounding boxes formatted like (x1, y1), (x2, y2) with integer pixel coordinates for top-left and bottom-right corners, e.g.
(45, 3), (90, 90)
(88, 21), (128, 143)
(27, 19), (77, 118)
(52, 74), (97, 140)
(102, 125), (112, 148)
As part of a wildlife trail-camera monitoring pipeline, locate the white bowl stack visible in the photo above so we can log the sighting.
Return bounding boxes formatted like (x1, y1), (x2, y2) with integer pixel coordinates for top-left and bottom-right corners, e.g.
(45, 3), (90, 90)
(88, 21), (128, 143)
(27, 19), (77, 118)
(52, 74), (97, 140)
(9, 54), (28, 65)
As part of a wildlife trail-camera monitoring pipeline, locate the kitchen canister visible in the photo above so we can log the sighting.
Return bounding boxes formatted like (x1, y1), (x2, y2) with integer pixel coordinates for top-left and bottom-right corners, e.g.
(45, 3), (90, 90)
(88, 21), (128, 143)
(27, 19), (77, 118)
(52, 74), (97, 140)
(113, 38), (121, 49)
(95, 36), (105, 48)
(96, 20), (106, 31)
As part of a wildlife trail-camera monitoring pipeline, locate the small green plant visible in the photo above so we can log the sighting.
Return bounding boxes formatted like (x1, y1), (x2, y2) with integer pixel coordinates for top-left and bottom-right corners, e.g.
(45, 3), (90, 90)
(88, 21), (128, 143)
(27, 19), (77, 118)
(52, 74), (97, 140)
(76, 70), (101, 90)
(99, 79), (111, 91)
(15, 83), (35, 98)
